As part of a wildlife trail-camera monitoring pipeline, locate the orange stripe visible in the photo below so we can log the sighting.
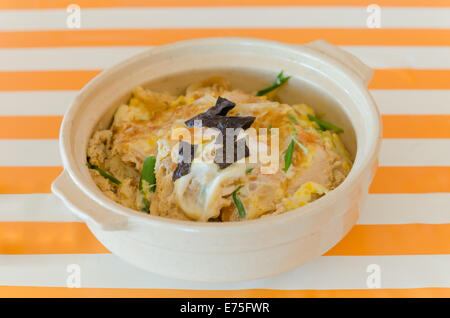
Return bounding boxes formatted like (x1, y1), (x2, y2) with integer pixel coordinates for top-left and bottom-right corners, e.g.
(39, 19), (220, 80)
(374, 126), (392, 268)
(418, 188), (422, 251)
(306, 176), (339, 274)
(0, 116), (61, 139)
(0, 222), (449, 256)
(1, 0), (449, 9)
(0, 286), (449, 298)
(382, 115), (450, 139)
(369, 166), (450, 194)
(0, 167), (62, 194)
(1, 70), (449, 91)
(0, 115), (447, 139)
(1, 29), (450, 48)
(0, 166), (448, 195)
(0, 70), (100, 91)
(326, 224), (450, 256)
(369, 69), (450, 89)
(0, 222), (109, 254)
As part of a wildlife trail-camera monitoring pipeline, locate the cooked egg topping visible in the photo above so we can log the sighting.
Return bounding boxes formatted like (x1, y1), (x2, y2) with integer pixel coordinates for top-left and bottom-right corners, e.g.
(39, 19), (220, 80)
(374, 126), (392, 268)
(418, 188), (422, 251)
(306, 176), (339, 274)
(175, 160), (247, 221)
(87, 76), (353, 222)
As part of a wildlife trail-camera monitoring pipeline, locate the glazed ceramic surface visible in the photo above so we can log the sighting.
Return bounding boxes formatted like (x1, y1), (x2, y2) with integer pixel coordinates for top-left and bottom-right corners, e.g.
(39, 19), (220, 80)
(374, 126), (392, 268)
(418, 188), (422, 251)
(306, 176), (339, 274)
(52, 38), (382, 283)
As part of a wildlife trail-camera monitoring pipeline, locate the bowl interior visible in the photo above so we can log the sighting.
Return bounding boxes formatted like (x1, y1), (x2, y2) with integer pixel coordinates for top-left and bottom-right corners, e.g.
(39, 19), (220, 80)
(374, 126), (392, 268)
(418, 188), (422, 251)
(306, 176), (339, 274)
(97, 67), (357, 159)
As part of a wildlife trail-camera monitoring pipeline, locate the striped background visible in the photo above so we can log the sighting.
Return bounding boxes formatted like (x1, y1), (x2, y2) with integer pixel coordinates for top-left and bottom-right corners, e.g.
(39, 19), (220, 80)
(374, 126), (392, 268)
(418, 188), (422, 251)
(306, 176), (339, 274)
(0, 0), (449, 297)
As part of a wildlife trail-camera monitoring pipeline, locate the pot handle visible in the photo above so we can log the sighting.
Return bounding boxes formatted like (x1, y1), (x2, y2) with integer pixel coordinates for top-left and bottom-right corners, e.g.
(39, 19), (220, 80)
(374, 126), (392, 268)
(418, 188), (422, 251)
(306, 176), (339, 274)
(52, 170), (128, 231)
(305, 40), (373, 86)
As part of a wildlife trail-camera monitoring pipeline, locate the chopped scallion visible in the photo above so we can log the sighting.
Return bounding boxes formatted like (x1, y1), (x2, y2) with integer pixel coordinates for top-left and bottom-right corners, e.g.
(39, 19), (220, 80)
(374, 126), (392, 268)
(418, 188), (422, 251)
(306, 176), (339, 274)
(139, 156), (156, 193)
(284, 139), (295, 173)
(232, 185), (246, 219)
(139, 156), (156, 213)
(256, 71), (291, 96)
(288, 121), (299, 134)
(307, 114), (344, 133)
(283, 135), (308, 173)
(86, 161), (121, 185)
(291, 135), (309, 154)
(287, 113), (298, 123)
(316, 112), (326, 119)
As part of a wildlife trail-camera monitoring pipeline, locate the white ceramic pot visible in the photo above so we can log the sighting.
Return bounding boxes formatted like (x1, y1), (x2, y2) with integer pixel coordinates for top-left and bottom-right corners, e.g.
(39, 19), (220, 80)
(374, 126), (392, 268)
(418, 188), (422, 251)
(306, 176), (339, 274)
(52, 38), (382, 283)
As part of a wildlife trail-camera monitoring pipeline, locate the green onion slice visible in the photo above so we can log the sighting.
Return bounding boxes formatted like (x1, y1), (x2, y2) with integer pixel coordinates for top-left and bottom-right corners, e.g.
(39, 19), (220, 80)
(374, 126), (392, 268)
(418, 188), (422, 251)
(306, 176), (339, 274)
(86, 161), (121, 185)
(256, 71), (291, 96)
(288, 121), (299, 134)
(287, 113), (298, 123)
(284, 139), (295, 173)
(307, 114), (344, 133)
(232, 185), (246, 219)
(139, 156), (156, 193)
(139, 156), (156, 213)
(283, 135), (308, 173)
(291, 135), (309, 154)
(141, 197), (150, 213)
(246, 168), (254, 174)
(316, 112), (326, 119)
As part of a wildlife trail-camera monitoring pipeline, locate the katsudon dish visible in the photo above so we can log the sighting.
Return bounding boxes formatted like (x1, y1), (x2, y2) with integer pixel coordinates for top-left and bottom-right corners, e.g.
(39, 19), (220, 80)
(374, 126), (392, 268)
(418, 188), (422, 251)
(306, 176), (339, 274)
(86, 72), (353, 222)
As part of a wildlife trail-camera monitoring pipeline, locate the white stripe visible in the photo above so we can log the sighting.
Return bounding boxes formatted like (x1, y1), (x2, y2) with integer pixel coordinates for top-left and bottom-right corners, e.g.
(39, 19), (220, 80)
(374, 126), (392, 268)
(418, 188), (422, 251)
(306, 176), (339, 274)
(0, 47), (149, 71)
(0, 254), (449, 289)
(0, 7), (449, 30)
(371, 90), (450, 115)
(0, 138), (447, 167)
(359, 194), (450, 225)
(0, 89), (449, 117)
(0, 140), (61, 166)
(0, 46), (450, 70)
(0, 91), (76, 115)
(1, 193), (449, 225)
(0, 194), (79, 222)
(379, 139), (450, 167)
(344, 46), (450, 69)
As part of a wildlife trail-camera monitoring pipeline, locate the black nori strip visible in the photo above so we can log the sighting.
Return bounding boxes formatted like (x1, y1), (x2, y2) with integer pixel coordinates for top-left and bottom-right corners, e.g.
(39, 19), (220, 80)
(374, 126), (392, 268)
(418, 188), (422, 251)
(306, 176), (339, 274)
(188, 115), (255, 131)
(185, 96), (236, 127)
(185, 96), (255, 130)
(216, 116), (256, 131)
(183, 97), (256, 170)
(214, 134), (250, 169)
(172, 141), (198, 181)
